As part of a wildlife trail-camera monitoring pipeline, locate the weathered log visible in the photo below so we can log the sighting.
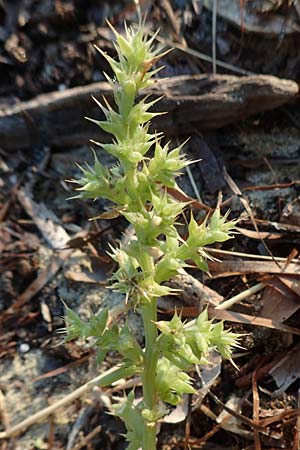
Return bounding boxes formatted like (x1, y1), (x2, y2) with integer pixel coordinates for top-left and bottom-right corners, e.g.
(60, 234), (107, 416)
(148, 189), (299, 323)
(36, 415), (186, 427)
(0, 74), (298, 150)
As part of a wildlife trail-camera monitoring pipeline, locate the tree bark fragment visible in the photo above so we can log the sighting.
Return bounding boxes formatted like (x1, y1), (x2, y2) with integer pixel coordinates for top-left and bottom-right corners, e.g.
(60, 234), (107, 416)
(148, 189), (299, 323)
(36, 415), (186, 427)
(0, 74), (298, 150)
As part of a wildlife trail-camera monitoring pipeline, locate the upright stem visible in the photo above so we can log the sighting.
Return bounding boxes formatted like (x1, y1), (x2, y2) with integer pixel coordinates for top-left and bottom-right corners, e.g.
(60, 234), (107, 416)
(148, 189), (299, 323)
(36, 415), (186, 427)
(126, 168), (138, 203)
(141, 298), (158, 450)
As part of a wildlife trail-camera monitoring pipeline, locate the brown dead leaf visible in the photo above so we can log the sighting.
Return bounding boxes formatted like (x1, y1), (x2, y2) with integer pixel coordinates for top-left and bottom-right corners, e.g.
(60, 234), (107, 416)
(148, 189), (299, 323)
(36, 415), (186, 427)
(216, 395), (253, 438)
(258, 407), (300, 427)
(163, 395), (189, 424)
(94, 209), (120, 220)
(236, 226), (282, 240)
(252, 365), (262, 450)
(259, 275), (300, 322)
(269, 346), (300, 395)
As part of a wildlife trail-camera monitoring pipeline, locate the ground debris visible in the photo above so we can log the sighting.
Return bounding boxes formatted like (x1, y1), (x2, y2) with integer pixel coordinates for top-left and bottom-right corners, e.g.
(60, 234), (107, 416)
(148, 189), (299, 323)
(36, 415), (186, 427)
(1, 3), (300, 449)
(204, 0), (300, 35)
(269, 345), (300, 395)
(0, 74), (298, 150)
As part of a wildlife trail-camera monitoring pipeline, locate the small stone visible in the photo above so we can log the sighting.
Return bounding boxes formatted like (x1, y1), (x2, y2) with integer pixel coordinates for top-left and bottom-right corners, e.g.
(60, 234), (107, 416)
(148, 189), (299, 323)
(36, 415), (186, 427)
(19, 343), (30, 354)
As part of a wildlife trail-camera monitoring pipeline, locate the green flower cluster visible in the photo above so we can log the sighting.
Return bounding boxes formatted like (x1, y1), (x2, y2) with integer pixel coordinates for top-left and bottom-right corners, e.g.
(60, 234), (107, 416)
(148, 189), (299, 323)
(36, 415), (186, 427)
(156, 309), (241, 385)
(66, 21), (240, 450)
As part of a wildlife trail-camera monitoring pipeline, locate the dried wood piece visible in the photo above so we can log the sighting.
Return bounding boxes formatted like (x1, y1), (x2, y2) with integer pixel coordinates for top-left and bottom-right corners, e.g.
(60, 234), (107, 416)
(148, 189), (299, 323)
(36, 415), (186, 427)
(17, 188), (70, 249)
(208, 260), (300, 277)
(69, 425), (102, 450)
(165, 271), (223, 307)
(0, 74), (298, 150)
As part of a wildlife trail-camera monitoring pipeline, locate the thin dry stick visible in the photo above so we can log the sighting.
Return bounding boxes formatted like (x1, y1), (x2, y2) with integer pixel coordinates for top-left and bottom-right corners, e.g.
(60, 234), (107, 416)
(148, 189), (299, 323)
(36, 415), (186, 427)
(69, 425), (102, 450)
(0, 366), (120, 439)
(185, 165), (202, 203)
(177, 136), (202, 202)
(207, 247), (300, 263)
(143, 27), (253, 76)
(47, 415), (55, 450)
(66, 406), (91, 450)
(223, 167), (280, 267)
(161, 0), (181, 39)
(214, 241), (299, 310)
(252, 368), (262, 450)
(215, 283), (265, 310)
(212, 0), (217, 74)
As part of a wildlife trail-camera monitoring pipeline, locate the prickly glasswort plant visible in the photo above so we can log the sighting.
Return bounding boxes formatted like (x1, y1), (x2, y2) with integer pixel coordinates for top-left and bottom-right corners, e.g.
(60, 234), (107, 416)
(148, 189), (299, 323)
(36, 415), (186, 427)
(65, 22), (240, 450)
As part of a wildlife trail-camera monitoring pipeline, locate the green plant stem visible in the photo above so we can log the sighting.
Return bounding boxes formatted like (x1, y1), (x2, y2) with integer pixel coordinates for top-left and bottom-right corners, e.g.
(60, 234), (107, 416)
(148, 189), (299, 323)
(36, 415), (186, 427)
(126, 168), (138, 202)
(141, 299), (158, 407)
(142, 423), (157, 450)
(141, 298), (158, 450)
